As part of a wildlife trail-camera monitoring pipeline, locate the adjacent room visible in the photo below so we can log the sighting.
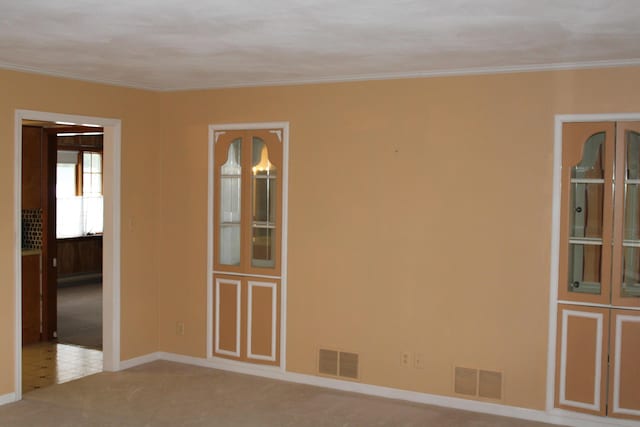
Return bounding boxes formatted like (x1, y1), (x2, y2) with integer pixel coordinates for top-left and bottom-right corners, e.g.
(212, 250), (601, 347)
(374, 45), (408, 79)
(1, 1), (640, 426)
(20, 121), (104, 394)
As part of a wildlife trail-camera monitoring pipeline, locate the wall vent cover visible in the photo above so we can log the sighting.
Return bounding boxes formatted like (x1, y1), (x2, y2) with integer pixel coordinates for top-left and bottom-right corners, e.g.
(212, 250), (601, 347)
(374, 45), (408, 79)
(318, 349), (338, 376)
(339, 352), (359, 379)
(454, 367), (478, 396)
(478, 370), (502, 400)
(318, 348), (359, 380)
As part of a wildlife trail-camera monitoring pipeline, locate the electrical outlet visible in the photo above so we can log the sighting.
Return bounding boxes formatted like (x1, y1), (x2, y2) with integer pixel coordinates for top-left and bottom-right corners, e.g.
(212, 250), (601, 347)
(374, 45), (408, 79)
(176, 321), (185, 336)
(401, 352), (411, 367)
(414, 352), (424, 369)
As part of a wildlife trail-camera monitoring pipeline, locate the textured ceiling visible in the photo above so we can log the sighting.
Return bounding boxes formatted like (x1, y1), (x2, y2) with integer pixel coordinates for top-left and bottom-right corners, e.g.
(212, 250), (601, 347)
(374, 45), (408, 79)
(1, 0), (639, 91)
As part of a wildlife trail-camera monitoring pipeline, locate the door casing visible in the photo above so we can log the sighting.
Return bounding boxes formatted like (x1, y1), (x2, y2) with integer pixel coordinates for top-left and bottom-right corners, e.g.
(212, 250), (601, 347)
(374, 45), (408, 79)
(13, 109), (122, 401)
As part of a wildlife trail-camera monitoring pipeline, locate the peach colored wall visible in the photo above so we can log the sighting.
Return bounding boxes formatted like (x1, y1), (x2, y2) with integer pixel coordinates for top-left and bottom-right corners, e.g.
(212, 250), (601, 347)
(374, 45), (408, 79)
(156, 66), (640, 410)
(0, 70), (160, 395)
(2, 66), (639, 410)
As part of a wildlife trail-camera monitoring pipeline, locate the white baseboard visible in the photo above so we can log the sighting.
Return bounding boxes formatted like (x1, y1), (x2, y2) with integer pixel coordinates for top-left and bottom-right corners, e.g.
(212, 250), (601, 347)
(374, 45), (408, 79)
(119, 352), (162, 370)
(118, 352), (636, 427)
(0, 393), (16, 406)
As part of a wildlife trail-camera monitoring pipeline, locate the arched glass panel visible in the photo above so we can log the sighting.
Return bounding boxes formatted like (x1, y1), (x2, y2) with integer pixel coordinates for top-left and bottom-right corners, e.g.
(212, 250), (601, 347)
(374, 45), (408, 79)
(219, 139), (242, 266)
(570, 133), (605, 239)
(622, 131), (640, 297)
(251, 138), (277, 268)
(568, 132), (605, 295)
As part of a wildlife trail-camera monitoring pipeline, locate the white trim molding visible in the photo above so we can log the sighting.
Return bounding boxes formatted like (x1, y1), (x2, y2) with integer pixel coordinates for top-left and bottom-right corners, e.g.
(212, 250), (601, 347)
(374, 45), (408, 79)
(612, 314), (640, 417)
(119, 352), (162, 370)
(558, 309), (603, 411)
(214, 277), (242, 357)
(247, 280), (277, 362)
(13, 110), (122, 402)
(0, 393), (17, 406)
(3, 58), (640, 92)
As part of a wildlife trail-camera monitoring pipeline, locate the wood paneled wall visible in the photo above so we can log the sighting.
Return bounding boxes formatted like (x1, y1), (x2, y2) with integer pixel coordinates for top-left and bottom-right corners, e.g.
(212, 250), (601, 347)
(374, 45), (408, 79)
(56, 236), (102, 277)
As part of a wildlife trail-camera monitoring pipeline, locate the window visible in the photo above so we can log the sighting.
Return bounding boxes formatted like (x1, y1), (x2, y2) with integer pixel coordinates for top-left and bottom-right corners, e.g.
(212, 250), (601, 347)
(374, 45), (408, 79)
(56, 150), (103, 238)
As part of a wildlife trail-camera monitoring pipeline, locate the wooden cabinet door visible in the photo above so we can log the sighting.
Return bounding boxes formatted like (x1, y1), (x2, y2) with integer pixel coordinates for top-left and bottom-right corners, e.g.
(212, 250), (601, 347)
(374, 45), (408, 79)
(22, 254), (41, 345)
(246, 278), (279, 364)
(555, 304), (609, 416)
(22, 126), (42, 209)
(213, 275), (242, 358)
(608, 309), (640, 420)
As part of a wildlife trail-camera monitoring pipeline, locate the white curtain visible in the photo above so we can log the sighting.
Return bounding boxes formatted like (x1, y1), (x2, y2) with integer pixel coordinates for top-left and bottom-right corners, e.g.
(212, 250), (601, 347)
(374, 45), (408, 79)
(56, 151), (103, 238)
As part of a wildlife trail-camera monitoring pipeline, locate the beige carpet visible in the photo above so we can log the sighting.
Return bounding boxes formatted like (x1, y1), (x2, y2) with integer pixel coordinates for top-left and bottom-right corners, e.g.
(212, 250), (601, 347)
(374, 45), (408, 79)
(0, 361), (560, 427)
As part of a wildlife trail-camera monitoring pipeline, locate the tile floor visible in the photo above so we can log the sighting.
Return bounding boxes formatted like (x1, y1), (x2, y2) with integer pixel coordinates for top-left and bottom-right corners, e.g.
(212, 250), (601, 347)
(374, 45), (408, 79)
(22, 342), (102, 393)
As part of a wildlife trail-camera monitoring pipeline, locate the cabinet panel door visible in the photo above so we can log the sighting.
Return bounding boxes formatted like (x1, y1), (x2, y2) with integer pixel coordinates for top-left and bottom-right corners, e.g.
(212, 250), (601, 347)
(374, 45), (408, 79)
(555, 304), (608, 416)
(609, 309), (640, 420)
(213, 276), (241, 358)
(246, 279), (279, 364)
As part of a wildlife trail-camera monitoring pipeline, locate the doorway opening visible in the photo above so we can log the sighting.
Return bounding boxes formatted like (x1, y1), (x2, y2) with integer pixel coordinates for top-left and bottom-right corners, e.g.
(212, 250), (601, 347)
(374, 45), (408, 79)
(20, 120), (105, 393)
(14, 110), (121, 401)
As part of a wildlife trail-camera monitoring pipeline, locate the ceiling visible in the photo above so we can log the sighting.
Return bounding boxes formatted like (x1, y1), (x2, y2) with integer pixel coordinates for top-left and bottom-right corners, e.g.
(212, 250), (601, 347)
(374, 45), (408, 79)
(1, 0), (639, 91)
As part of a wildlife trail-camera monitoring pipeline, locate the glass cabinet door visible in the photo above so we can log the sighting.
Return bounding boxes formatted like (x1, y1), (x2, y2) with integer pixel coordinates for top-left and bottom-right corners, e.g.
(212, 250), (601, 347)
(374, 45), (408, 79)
(251, 137), (277, 268)
(559, 123), (614, 305)
(219, 139), (242, 266)
(614, 123), (640, 307)
(567, 132), (605, 295)
(213, 129), (282, 276)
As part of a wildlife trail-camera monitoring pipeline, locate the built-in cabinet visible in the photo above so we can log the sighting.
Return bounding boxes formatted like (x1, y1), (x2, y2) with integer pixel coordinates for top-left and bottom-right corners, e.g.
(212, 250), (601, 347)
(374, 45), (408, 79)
(556, 121), (640, 420)
(57, 236), (103, 279)
(22, 253), (41, 345)
(22, 126), (45, 344)
(22, 126), (43, 210)
(211, 128), (283, 366)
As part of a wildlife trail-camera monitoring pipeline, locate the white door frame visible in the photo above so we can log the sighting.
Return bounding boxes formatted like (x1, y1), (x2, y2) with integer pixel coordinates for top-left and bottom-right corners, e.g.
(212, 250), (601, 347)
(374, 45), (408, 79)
(14, 110), (121, 401)
(206, 122), (289, 374)
(546, 113), (640, 417)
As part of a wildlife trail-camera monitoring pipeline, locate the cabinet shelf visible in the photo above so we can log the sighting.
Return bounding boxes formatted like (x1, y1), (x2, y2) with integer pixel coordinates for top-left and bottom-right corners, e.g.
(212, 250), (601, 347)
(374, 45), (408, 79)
(252, 221), (275, 229)
(570, 178), (605, 184)
(623, 240), (640, 248)
(568, 237), (603, 245)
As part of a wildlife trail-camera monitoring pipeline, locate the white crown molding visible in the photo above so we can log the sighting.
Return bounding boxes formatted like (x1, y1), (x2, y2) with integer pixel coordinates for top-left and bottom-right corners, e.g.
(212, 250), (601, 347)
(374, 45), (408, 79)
(0, 61), (161, 91)
(2, 59), (640, 92)
(157, 58), (640, 91)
